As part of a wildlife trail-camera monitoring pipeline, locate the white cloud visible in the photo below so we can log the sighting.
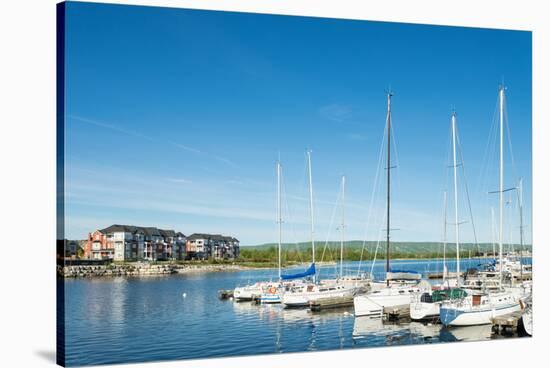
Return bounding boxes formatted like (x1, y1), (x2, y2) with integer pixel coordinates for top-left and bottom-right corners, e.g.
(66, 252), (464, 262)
(319, 103), (352, 123)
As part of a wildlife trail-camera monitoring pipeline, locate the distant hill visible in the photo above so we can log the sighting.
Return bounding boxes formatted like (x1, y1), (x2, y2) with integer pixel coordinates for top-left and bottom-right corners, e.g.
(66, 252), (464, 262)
(244, 240), (532, 255)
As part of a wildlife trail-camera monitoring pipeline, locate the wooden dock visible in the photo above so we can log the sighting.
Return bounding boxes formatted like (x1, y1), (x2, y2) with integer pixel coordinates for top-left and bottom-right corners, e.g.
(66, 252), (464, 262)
(491, 311), (523, 335)
(309, 295), (354, 311)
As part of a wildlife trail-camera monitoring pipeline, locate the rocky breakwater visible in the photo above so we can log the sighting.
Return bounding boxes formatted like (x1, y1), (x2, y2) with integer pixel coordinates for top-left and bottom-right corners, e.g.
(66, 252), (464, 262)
(173, 264), (245, 273)
(59, 263), (177, 278)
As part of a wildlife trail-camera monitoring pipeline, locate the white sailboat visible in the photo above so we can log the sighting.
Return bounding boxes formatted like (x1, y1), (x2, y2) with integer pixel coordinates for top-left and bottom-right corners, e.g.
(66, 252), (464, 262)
(440, 85), (522, 326)
(260, 160), (285, 304)
(354, 92), (429, 318)
(318, 176), (372, 289)
(234, 281), (273, 301)
(235, 162), (284, 303)
(281, 150), (320, 308)
(411, 112), (471, 321)
(282, 157), (360, 307)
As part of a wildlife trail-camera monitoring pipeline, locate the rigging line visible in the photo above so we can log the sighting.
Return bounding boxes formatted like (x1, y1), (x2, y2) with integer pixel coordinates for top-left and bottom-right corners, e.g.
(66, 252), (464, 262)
(357, 118), (387, 276)
(293, 152), (310, 263)
(319, 186), (341, 278)
(504, 101), (519, 181)
(271, 160), (279, 280)
(319, 188), (341, 275)
(389, 114), (401, 194)
(358, 98), (396, 276)
(369, 212), (387, 278)
(281, 168), (304, 265)
(367, 196), (388, 278)
(476, 96), (500, 195)
(443, 118), (452, 209)
(479, 103), (500, 225)
(456, 128), (479, 251)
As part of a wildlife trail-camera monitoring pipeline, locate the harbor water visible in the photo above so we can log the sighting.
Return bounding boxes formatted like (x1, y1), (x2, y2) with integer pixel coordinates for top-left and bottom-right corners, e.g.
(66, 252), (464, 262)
(63, 258), (530, 366)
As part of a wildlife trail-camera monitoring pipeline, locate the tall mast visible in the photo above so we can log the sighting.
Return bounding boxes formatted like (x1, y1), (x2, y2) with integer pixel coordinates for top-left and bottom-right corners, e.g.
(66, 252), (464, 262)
(499, 86), (505, 285)
(491, 207), (497, 257)
(442, 191), (448, 283)
(340, 175), (346, 278)
(307, 150), (315, 272)
(518, 178), (524, 282)
(277, 160), (282, 280)
(386, 92), (392, 286)
(451, 112), (460, 283)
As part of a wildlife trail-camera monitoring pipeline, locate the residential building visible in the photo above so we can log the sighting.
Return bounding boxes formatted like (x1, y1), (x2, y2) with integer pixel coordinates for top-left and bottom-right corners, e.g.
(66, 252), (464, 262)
(186, 233), (240, 260)
(84, 224), (186, 261)
(64, 239), (83, 258)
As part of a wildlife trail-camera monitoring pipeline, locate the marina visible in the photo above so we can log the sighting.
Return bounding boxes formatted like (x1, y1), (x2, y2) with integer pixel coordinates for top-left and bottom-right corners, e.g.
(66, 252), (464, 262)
(63, 258), (530, 366)
(52, 5), (536, 368)
(61, 85), (534, 368)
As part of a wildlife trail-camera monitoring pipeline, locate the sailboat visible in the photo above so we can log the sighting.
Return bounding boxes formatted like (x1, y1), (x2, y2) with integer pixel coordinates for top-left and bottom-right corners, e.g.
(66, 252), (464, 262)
(439, 85), (522, 326)
(319, 176), (372, 289)
(410, 112), (469, 321)
(282, 153), (361, 307)
(260, 160), (286, 304)
(234, 281), (275, 302)
(353, 92), (429, 318)
(281, 150), (320, 307)
(234, 162), (284, 303)
(235, 158), (311, 303)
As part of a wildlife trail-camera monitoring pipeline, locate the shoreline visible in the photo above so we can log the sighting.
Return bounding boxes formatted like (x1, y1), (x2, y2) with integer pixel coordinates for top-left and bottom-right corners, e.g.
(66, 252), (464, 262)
(58, 261), (339, 278)
(56, 256), (515, 278)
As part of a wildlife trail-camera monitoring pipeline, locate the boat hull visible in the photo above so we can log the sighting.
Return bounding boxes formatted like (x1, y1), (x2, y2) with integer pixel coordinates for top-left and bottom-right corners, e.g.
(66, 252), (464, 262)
(354, 293), (412, 317)
(519, 308), (533, 336)
(440, 301), (521, 326)
(260, 293), (282, 304)
(283, 287), (357, 308)
(282, 293), (310, 308)
(410, 302), (440, 321)
(233, 286), (262, 301)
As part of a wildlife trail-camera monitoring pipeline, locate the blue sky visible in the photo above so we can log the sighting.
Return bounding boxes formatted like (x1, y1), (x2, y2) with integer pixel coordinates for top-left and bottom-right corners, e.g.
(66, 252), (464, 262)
(64, 2), (532, 246)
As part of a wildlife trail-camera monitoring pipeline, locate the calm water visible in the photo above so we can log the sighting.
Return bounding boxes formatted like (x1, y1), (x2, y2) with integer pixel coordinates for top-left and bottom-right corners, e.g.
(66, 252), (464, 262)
(63, 258), (529, 366)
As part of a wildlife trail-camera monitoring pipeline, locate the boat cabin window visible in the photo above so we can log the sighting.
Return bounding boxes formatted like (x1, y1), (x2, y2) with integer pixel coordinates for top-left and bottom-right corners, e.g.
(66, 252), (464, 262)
(472, 294), (482, 306)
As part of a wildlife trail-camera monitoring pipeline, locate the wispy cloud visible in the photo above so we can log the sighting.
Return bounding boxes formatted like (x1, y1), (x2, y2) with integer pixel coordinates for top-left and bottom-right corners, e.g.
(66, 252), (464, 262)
(347, 133), (368, 141)
(165, 178), (193, 184)
(319, 103), (352, 123)
(68, 114), (238, 168)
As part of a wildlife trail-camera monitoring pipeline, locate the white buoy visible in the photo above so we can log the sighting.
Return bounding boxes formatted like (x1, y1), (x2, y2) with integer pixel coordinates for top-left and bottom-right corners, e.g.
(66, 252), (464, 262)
(182, 293), (187, 298)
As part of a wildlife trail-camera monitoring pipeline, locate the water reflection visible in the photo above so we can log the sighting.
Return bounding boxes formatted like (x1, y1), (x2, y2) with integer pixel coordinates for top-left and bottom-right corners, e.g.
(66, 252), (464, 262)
(440, 324), (493, 342)
(64, 260), (527, 366)
(232, 302), (353, 353)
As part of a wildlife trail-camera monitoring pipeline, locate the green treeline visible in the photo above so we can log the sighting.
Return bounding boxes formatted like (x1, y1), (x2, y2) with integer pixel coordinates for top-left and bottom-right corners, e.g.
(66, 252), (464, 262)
(237, 241), (531, 264)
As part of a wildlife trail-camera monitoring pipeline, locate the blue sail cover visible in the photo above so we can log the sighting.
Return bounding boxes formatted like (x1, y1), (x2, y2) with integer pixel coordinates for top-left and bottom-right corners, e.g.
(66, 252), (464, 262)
(281, 263), (316, 280)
